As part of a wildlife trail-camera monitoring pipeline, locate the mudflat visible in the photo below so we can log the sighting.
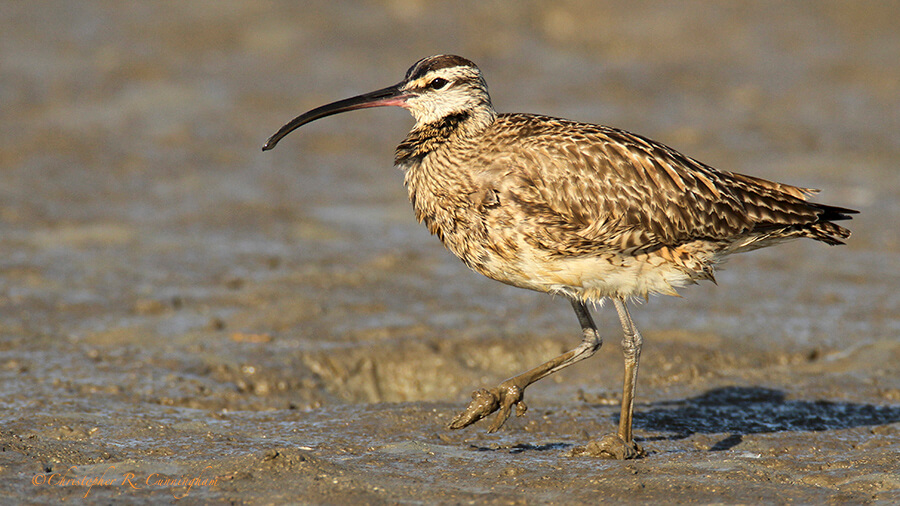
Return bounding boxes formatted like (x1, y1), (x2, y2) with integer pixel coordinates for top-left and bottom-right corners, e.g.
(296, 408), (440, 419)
(2, 2), (898, 503)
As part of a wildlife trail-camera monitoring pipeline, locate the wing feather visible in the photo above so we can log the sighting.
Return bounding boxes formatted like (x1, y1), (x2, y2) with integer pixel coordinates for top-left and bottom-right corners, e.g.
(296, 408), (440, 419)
(477, 114), (847, 254)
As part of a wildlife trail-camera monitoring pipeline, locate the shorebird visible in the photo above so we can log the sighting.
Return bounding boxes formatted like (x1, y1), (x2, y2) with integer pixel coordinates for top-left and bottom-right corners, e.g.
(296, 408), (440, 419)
(263, 55), (857, 459)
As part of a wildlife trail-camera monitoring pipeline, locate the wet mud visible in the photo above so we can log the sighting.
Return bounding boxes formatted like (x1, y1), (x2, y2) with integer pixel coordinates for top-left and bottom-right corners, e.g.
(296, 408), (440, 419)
(2, 1), (899, 504)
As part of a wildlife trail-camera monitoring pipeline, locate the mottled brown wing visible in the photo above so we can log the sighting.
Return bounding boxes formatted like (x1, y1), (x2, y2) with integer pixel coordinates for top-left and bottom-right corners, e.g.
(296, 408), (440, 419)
(482, 114), (829, 254)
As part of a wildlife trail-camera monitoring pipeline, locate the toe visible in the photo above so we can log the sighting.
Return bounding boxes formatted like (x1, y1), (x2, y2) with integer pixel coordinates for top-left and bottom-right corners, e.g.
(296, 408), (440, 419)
(568, 434), (645, 459)
(448, 388), (500, 430)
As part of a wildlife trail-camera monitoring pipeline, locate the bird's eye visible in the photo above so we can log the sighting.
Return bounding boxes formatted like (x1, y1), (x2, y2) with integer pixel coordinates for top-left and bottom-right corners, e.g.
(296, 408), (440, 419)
(428, 78), (449, 90)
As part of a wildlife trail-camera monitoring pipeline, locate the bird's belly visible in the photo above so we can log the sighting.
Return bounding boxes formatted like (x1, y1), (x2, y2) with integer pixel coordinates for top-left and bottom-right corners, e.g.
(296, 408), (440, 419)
(434, 211), (703, 301)
(464, 239), (697, 301)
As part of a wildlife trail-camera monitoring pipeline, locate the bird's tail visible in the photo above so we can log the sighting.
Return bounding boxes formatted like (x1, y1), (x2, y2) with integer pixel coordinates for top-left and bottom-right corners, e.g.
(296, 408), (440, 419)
(797, 202), (857, 245)
(725, 173), (859, 249)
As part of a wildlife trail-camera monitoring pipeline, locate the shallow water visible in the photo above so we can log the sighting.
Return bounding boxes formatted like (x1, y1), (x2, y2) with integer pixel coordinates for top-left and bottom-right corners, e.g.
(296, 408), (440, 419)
(1, 1), (899, 503)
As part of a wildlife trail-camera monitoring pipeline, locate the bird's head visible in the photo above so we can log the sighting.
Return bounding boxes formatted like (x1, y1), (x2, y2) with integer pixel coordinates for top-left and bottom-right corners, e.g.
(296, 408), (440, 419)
(263, 55), (494, 151)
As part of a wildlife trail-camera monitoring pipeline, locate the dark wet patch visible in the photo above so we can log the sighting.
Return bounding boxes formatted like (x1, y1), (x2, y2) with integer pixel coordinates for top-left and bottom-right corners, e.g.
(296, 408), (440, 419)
(636, 386), (900, 437)
(468, 442), (572, 453)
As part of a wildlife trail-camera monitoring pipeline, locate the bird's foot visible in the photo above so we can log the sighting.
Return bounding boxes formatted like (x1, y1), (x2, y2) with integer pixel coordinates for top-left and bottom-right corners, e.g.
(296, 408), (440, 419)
(448, 380), (528, 432)
(568, 434), (645, 460)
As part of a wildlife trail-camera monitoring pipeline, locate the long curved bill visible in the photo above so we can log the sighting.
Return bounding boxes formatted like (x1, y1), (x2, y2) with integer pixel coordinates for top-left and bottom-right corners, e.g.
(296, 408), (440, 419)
(262, 83), (410, 151)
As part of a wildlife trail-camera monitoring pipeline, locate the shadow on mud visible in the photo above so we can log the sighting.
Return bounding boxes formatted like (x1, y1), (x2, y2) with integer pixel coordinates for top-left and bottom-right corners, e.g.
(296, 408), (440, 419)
(634, 386), (900, 450)
(469, 442), (573, 453)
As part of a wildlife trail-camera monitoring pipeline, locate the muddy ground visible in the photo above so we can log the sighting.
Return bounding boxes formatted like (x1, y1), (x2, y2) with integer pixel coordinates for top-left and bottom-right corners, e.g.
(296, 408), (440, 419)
(1, 1), (899, 504)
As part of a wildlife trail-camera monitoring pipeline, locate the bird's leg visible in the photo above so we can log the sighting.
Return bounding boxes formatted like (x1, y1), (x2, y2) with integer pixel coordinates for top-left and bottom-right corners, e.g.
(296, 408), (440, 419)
(448, 298), (602, 432)
(614, 298), (642, 443)
(591, 299), (646, 458)
(569, 298), (646, 459)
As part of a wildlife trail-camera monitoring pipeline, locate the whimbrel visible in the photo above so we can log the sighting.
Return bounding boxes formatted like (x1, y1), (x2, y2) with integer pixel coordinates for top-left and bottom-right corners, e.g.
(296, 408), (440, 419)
(263, 55), (857, 459)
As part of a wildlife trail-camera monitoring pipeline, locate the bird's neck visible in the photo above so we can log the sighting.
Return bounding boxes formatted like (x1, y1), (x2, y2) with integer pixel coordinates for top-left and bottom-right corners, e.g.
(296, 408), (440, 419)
(395, 106), (496, 166)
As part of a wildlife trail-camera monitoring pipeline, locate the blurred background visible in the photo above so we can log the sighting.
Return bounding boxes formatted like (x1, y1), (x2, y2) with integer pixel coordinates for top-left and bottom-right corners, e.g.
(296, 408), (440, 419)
(1, 1), (898, 502)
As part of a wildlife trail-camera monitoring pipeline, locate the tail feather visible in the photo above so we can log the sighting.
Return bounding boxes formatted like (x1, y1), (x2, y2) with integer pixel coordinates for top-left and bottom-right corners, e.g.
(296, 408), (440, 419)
(800, 202), (858, 245)
(724, 172), (859, 249)
(811, 202), (859, 223)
